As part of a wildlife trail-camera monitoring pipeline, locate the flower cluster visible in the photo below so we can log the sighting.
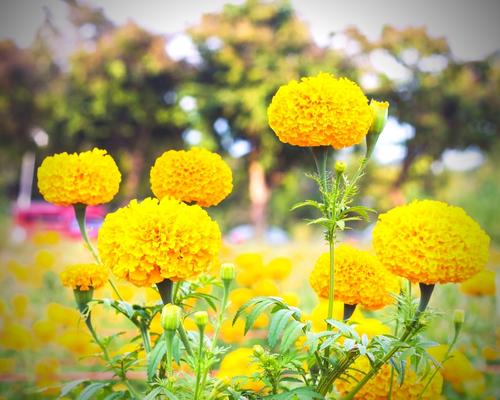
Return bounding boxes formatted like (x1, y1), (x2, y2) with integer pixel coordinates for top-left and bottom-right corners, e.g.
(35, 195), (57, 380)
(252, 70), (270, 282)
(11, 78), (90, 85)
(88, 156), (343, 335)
(60, 264), (108, 291)
(309, 245), (399, 310)
(150, 147), (233, 207)
(37, 148), (121, 206)
(267, 72), (373, 148)
(336, 357), (443, 400)
(97, 197), (221, 286)
(373, 200), (490, 284)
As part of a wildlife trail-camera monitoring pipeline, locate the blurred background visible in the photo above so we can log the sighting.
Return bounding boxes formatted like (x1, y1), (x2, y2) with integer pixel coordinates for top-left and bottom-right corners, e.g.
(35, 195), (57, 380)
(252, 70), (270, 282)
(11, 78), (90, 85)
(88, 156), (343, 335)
(0, 0), (499, 398)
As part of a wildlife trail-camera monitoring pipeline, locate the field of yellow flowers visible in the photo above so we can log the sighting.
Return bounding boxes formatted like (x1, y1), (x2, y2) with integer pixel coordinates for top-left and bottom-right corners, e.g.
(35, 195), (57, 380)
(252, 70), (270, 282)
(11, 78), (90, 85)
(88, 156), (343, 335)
(0, 231), (498, 399)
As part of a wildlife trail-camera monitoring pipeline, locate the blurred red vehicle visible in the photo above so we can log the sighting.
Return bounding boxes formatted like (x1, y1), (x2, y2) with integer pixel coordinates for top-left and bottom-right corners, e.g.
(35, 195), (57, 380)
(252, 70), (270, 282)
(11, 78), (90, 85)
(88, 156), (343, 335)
(12, 201), (107, 239)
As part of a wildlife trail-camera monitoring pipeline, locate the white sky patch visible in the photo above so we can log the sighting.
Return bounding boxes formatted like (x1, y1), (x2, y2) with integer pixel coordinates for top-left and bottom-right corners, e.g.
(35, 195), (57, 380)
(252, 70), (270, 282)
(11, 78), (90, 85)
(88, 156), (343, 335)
(374, 117), (415, 164)
(165, 33), (201, 63)
(179, 95), (197, 112)
(182, 128), (202, 145)
(229, 140), (251, 158)
(442, 147), (485, 171)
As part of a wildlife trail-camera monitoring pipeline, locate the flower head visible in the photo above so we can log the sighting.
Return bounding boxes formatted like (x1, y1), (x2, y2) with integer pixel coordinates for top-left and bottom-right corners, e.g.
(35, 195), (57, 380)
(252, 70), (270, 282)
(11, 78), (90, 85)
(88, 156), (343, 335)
(60, 264), (108, 291)
(309, 245), (399, 310)
(267, 72), (373, 148)
(217, 347), (263, 391)
(98, 197), (221, 286)
(373, 200), (490, 284)
(336, 356), (442, 399)
(150, 147), (232, 207)
(37, 148), (121, 206)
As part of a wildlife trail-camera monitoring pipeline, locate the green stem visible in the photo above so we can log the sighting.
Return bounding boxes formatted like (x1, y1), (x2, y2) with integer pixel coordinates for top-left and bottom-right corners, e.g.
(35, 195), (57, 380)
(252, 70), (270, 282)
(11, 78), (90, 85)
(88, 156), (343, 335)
(317, 350), (358, 395)
(73, 204), (123, 301)
(194, 328), (205, 400)
(327, 239), (335, 328)
(165, 330), (174, 378)
(139, 324), (151, 353)
(178, 323), (194, 357)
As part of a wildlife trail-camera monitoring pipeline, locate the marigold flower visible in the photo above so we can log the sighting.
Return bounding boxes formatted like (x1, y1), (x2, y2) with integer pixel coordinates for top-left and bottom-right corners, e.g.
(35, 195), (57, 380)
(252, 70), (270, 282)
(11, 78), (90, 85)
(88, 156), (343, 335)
(267, 72), (373, 148)
(336, 356), (442, 399)
(37, 148), (121, 206)
(217, 347), (264, 391)
(373, 200), (490, 284)
(460, 270), (495, 296)
(309, 245), (399, 310)
(150, 147), (233, 207)
(266, 257), (292, 281)
(60, 264), (108, 291)
(98, 197), (221, 286)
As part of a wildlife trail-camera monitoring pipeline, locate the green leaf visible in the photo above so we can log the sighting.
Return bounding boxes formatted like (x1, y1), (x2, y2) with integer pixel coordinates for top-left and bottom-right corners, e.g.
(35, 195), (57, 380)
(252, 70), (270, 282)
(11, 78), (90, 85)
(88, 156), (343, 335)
(268, 309), (294, 347)
(104, 392), (126, 400)
(147, 335), (167, 380)
(264, 386), (324, 399)
(59, 379), (87, 398)
(280, 320), (305, 352)
(77, 382), (109, 400)
(244, 299), (275, 334)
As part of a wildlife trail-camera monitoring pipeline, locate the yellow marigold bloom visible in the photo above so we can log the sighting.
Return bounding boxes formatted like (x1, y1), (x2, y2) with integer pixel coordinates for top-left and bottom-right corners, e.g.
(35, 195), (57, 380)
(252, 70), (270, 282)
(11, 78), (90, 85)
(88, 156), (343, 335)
(373, 200), (490, 284)
(56, 329), (99, 356)
(37, 148), (121, 206)
(229, 287), (254, 312)
(12, 294), (29, 319)
(217, 347), (264, 391)
(251, 278), (279, 297)
(282, 291), (300, 307)
(0, 322), (32, 350)
(310, 245), (399, 310)
(98, 197), (221, 286)
(33, 319), (57, 343)
(32, 230), (60, 246)
(35, 250), (55, 269)
(150, 147), (233, 207)
(354, 317), (391, 339)
(60, 264), (108, 291)
(460, 270), (496, 296)
(267, 72), (373, 148)
(220, 319), (245, 343)
(46, 303), (81, 328)
(336, 357), (442, 400)
(266, 257), (292, 281)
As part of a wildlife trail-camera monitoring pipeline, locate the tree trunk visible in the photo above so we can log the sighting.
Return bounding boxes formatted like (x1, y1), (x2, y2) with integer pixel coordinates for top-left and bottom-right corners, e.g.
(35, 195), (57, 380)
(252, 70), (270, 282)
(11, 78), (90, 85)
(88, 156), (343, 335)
(122, 129), (149, 202)
(248, 158), (270, 240)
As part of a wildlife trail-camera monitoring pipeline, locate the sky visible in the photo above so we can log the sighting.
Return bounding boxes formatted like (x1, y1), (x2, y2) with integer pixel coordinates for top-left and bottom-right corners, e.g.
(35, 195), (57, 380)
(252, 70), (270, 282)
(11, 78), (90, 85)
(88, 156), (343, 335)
(0, 0), (497, 168)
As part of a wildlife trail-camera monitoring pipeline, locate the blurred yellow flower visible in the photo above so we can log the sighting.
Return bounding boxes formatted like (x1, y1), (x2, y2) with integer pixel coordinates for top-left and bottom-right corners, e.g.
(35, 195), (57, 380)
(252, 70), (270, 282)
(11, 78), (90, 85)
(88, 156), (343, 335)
(268, 72), (373, 148)
(60, 263), (108, 291)
(34, 358), (60, 395)
(33, 319), (57, 343)
(0, 357), (16, 374)
(460, 270), (496, 296)
(150, 147), (233, 207)
(56, 329), (99, 356)
(235, 253), (264, 270)
(282, 291), (300, 307)
(98, 197), (221, 286)
(336, 356), (442, 399)
(46, 303), (81, 328)
(32, 230), (61, 246)
(6, 260), (30, 283)
(35, 250), (55, 269)
(12, 294), (29, 319)
(266, 257), (292, 281)
(482, 345), (499, 361)
(309, 300), (363, 332)
(354, 318), (390, 338)
(229, 287), (254, 312)
(0, 322), (32, 350)
(217, 347), (264, 391)
(37, 148), (121, 206)
(252, 278), (279, 297)
(373, 200), (490, 284)
(310, 245), (399, 310)
(428, 344), (485, 395)
(220, 319), (245, 343)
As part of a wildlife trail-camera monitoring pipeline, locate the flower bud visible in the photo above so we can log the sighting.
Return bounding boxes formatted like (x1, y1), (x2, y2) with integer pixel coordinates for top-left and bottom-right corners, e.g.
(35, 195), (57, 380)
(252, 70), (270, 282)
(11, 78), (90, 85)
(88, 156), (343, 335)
(220, 263), (236, 282)
(453, 309), (465, 325)
(366, 99), (389, 159)
(253, 344), (265, 357)
(335, 161), (346, 174)
(161, 304), (181, 331)
(193, 311), (209, 329)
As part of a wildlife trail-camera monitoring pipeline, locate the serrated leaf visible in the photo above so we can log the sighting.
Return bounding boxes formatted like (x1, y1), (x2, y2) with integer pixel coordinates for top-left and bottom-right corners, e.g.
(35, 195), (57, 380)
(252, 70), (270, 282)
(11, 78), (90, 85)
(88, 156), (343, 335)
(268, 309), (294, 347)
(147, 335), (166, 380)
(280, 321), (304, 352)
(77, 382), (109, 400)
(59, 379), (87, 398)
(244, 300), (274, 334)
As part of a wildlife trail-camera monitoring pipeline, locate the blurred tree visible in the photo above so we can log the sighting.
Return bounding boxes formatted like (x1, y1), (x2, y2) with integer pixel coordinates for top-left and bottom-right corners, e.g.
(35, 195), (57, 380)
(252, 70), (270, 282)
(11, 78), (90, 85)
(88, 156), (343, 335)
(187, 0), (355, 234)
(349, 26), (499, 190)
(42, 22), (190, 200)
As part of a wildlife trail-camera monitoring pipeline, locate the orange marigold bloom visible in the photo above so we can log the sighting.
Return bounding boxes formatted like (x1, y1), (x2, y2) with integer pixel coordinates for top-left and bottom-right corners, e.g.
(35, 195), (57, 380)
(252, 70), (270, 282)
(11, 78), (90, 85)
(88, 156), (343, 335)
(37, 148), (121, 206)
(98, 197), (221, 286)
(150, 147), (233, 207)
(373, 200), (490, 284)
(267, 72), (373, 148)
(60, 264), (108, 291)
(309, 245), (399, 310)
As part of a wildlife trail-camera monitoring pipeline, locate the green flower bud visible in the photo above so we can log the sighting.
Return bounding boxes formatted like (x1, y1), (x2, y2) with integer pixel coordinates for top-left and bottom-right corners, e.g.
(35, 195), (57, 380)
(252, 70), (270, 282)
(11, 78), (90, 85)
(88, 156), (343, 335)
(453, 309), (465, 325)
(220, 263), (236, 282)
(161, 304), (182, 331)
(366, 99), (389, 159)
(335, 161), (346, 174)
(193, 311), (209, 328)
